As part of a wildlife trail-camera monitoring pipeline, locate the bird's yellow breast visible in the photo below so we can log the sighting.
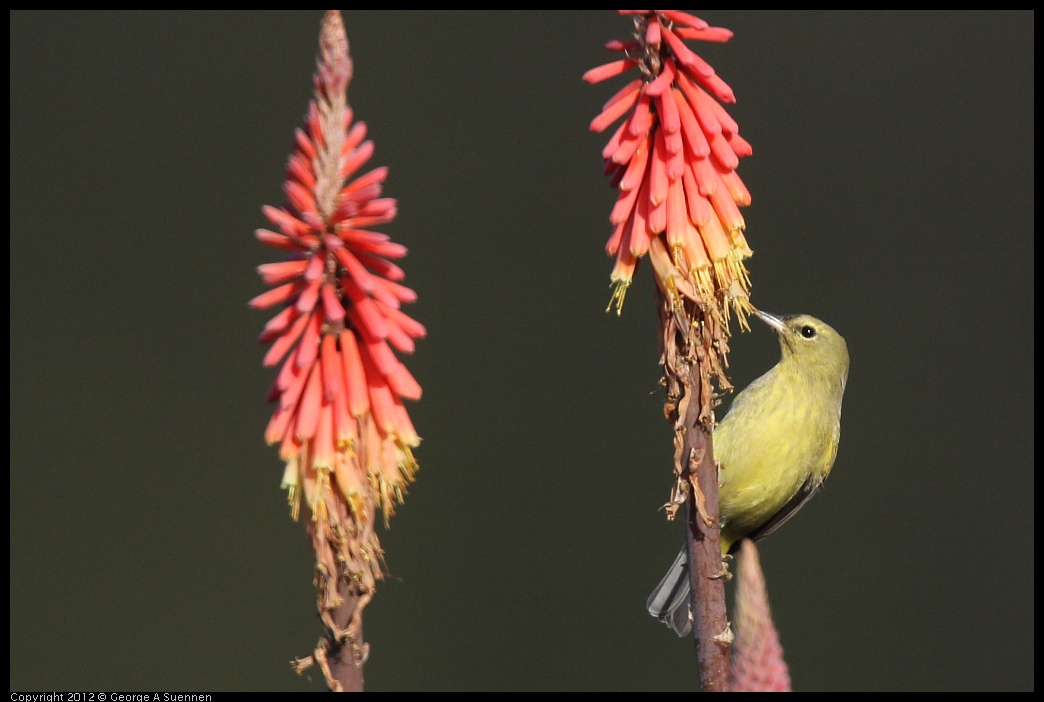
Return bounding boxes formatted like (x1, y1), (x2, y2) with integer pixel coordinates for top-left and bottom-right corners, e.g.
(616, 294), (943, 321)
(712, 365), (841, 553)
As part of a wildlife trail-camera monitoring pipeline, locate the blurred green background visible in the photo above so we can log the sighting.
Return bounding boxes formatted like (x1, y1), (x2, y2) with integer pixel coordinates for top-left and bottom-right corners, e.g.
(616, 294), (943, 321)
(10, 10), (1033, 691)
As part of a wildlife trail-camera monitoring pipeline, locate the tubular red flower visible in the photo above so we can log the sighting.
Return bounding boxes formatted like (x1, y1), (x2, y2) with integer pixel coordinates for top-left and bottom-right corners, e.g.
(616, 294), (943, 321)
(249, 282), (300, 310)
(588, 10), (754, 319)
(252, 12), (424, 600)
(338, 328), (370, 417)
(583, 58), (639, 84)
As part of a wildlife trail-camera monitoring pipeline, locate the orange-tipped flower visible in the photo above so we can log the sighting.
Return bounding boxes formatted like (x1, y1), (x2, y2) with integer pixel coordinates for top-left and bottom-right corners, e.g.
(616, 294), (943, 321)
(586, 10), (753, 322)
(252, 12), (424, 593)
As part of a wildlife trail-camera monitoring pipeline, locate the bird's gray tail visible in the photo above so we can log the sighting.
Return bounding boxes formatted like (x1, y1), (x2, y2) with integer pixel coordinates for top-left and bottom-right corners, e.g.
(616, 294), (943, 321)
(646, 546), (693, 637)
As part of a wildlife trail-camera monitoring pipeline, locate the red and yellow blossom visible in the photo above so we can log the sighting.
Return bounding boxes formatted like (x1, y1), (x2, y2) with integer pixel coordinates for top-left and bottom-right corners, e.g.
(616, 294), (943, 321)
(250, 10), (424, 615)
(585, 10), (753, 324)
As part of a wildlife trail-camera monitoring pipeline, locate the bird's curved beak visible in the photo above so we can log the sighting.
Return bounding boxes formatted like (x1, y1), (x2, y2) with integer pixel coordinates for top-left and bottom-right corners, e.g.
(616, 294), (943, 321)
(754, 310), (787, 333)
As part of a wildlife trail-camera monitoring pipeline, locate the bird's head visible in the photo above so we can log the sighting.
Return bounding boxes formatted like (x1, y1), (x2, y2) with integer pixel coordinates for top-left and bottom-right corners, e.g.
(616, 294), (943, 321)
(755, 311), (849, 391)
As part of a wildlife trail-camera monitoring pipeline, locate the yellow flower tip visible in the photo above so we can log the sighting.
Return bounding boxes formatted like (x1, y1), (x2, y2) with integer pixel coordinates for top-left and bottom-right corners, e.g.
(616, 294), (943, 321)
(656, 273), (684, 310)
(651, 238), (704, 308)
(735, 258), (753, 291)
(281, 460), (303, 521)
(396, 441), (419, 482)
(669, 242), (688, 270)
(395, 426), (421, 450)
(336, 437), (356, 457)
(732, 304), (753, 333)
(606, 278), (632, 315)
(307, 467), (333, 522)
(726, 276), (750, 304)
(344, 489), (366, 521)
(727, 260), (752, 302)
(691, 263), (713, 294)
(720, 273), (754, 331)
(280, 458), (300, 489)
(377, 479), (397, 528)
(730, 226), (752, 252)
(733, 244), (751, 265)
(711, 253), (748, 291)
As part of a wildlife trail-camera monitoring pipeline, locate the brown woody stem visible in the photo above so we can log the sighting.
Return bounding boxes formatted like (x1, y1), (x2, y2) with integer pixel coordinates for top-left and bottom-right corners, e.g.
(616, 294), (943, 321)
(290, 495), (377, 692)
(658, 289), (730, 691)
(322, 577), (367, 692)
(681, 392), (730, 691)
(290, 565), (370, 692)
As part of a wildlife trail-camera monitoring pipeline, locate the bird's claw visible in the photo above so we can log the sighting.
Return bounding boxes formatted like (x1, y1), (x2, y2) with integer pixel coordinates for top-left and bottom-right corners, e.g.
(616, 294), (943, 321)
(709, 554), (732, 581)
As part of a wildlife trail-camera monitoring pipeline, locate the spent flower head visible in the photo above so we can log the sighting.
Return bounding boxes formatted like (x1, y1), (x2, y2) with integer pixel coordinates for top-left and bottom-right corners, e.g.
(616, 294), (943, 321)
(585, 10), (753, 327)
(250, 11), (424, 664)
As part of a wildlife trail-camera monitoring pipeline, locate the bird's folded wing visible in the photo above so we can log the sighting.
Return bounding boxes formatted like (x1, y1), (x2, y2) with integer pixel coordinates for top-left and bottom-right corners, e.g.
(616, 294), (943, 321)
(746, 472), (823, 544)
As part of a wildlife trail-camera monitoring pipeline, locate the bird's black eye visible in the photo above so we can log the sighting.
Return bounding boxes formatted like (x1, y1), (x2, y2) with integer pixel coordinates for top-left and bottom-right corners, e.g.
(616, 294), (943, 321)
(801, 325), (816, 338)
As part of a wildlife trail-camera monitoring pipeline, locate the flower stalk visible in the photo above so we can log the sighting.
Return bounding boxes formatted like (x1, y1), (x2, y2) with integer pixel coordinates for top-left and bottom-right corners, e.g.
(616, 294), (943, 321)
(586, 10), (755, 690)
(252, 10), (424, 691)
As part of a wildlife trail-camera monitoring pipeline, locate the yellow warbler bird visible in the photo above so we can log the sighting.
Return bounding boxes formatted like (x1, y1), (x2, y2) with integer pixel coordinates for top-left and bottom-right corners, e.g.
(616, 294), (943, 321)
(647, 311), (850, 636)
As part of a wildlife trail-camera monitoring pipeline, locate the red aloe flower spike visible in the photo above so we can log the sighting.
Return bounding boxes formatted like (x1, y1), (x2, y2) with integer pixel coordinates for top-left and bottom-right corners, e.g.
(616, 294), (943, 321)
(587, 10), (753, 325)
(253, 11), (424, 691)
(588, 12), (759, 692)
